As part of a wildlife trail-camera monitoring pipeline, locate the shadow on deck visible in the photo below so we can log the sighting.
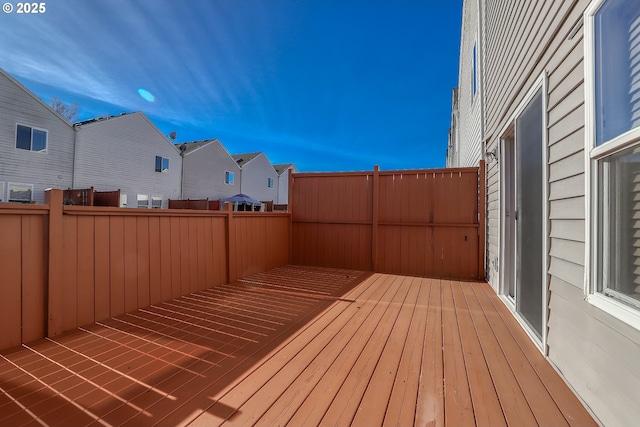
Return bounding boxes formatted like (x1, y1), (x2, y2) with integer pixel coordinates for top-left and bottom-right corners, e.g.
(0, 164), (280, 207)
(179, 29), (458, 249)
(0, 265), (596, 427)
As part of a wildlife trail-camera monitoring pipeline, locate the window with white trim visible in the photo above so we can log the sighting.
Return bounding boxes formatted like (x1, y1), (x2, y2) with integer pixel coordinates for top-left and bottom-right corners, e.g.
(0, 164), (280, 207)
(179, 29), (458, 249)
(587, 0), (640, 319)
(8, 182), (34, 203)
(16, 124), (47, 152)
(137, 194), (149, 208)
(155, 156), (169, 172)
(267, 177), (274, 188)
(225, 171), (234, 185)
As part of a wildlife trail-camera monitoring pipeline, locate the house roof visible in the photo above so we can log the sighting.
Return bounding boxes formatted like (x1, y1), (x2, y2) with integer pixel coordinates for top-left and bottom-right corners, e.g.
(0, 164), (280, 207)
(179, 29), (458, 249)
(74, 112), (135, 126)
(273, 163), (295, 175)
(74, 111), (180, 154)
(232, 152), (262, 167)
(180, 140), (217, 154)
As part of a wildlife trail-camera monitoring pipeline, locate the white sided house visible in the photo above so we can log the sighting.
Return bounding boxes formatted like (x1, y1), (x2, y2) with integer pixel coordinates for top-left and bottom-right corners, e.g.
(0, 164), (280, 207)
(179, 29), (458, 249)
(232, 152), (278, 203)
(274, 163), (296, 205)
(73, 112), (182, 208)
(448, 0), (483, 168)
(455, 0), (640, 425)
(181, 139), (241, 201)
(0, 68), (75, 204)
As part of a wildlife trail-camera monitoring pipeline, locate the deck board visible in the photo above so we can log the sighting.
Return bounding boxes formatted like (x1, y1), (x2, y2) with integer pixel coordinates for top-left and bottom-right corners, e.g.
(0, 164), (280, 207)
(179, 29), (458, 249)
(0, 266), (597, 427)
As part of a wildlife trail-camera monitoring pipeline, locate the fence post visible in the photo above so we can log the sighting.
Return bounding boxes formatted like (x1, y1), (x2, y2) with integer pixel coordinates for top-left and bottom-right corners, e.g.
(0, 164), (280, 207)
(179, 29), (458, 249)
(44, 189), (63, 337)
(478, 160), (486, 279)
(372, 165), (379, 272)
(225, 202), (236, 284)
(288, 171), (294, 265)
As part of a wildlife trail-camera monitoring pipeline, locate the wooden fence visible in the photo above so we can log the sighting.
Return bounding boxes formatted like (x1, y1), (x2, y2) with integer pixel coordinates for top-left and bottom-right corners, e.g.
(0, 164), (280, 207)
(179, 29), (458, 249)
(289, 162), (485, 279)
(0, 189), (290, 350)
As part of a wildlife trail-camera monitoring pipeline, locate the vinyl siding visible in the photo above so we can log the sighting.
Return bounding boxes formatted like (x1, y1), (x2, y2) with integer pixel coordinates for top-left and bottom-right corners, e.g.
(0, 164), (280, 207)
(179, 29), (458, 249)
(276, 166), (294, 205)
(238, 153), (278, 203)
(463, 0), (640, 425)
(74, 113), (181, 208)
(182, 141), (241, 201)
(0, 70), (75, 203)
(456, 0), (482, 167)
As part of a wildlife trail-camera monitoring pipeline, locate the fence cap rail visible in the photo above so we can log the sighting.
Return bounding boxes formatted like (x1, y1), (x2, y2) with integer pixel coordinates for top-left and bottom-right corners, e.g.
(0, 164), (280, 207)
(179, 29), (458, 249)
(292, 165), (480, 179)
(0, 202), (49, 215)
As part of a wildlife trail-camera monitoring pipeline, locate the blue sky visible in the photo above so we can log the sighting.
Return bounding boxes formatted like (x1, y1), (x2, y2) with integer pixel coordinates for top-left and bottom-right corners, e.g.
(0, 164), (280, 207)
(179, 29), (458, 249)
(0, 0), (462, 172)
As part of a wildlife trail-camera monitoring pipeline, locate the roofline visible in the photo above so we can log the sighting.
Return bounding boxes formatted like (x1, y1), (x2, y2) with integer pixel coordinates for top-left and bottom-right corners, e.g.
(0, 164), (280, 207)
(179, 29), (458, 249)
(0, 67), (74, 128)
(75, 111), (180, 153)
(183, 139), (242, 169)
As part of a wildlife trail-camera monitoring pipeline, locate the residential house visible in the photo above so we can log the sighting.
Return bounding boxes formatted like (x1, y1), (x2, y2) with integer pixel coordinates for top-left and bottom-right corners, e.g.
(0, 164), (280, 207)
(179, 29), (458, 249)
(454, 0), (640, 425)
(0, 68), (75, 204)
(450, 0), (484, 168)
(232, 152), (278, 203)
(446, 88), (460, 167)
(73, 112), (182, 208)
(273, 163), (296, 205)
(181, 139), (242, 201)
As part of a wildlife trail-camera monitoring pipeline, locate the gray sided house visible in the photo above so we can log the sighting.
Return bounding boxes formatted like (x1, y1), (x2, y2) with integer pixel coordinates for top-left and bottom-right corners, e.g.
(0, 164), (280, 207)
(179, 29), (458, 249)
(0, 68), (75, 204)
(232, 152), (278, 203)
(455, 0), (640, 425)
(274, 163), (296, 205)
(181, 139), (242, 201)
(73, 112), (182, 208)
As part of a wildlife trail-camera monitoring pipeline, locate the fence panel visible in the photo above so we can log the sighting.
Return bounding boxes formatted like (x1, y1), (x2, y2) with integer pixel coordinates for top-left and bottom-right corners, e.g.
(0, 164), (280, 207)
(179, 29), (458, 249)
(0, 205), (47, 349)
(291, 172), (374, 271)
(0, 190), (291, 352)
(291, 164), (484, 279)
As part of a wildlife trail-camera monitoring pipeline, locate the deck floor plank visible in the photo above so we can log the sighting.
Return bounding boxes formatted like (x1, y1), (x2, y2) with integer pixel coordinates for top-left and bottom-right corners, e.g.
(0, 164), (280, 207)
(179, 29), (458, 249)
(415, 278), (445, 427)
(0, 267), (598, 427)
(350, 276), (422, 427)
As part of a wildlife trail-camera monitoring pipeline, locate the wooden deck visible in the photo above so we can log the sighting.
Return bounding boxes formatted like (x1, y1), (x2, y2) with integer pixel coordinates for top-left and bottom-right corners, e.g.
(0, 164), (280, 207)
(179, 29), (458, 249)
(0, 266), (596, 426)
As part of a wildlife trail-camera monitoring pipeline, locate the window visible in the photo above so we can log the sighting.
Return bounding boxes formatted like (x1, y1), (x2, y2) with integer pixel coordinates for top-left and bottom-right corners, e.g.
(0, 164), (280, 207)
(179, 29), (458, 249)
(120, 194), (128, 208)
(472, 42), (477, 97)
(8, 183), (33, 203)
(16, 124), (47, 152)
(155, 156), (169, 172)
(267, 177), (274, 188)
(586, 0), (640, 325)
(225, 171), (234, 184)
(0, 182), (4, 202)
(151, 196), (162, 209)
(137, 194), (149, 208)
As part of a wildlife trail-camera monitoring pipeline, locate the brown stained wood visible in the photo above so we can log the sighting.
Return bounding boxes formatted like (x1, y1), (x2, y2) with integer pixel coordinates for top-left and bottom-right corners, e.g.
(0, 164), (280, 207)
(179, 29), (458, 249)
(470, 284), (569, 427)
(441, 280), (475, 427)
(77, 215), (96, 327)
(461, 282), (539, 426)
(0, 218), (21, 350)
(382, 277), (431, 427)
(351, 276), (421, 426)
(21, 215), (46, 344)
(158, 216), (173, 303)
(123, 216), (139, 314)
(450, 281), (507, 427)
(0, 269), (597, 427)
(416, 278), (445, 427)
(109, 216), (126, 317)
(61, 216), (79, 332)
(137, 216), (151, 308)
(475, 284), (598, 427)
(94, 216), (111, 321)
